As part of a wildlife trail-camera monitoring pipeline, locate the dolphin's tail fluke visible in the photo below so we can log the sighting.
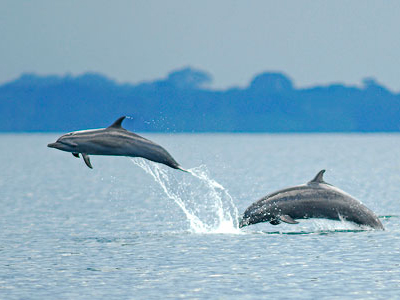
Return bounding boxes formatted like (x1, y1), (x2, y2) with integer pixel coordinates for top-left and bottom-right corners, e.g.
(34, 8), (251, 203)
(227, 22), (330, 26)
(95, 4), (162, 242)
(176, 165), (189, 173)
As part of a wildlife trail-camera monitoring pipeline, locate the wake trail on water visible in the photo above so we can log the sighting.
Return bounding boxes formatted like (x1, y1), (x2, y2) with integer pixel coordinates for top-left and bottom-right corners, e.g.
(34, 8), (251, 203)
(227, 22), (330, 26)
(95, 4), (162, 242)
(130, 158), (241, 234)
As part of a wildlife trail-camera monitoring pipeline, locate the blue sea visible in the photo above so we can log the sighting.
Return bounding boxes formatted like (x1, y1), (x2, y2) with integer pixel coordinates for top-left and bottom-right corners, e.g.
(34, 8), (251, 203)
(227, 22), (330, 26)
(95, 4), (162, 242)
(1, 133), (400, 299)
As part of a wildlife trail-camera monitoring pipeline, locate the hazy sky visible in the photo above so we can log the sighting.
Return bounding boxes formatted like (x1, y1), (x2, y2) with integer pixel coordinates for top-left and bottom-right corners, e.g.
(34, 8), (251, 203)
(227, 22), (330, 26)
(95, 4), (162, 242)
(1, 0), (400, 90)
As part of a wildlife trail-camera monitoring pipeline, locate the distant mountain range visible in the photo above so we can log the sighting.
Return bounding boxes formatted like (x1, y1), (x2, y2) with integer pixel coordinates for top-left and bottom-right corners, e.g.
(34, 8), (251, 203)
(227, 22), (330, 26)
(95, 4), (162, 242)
(1, 67), (399, 132)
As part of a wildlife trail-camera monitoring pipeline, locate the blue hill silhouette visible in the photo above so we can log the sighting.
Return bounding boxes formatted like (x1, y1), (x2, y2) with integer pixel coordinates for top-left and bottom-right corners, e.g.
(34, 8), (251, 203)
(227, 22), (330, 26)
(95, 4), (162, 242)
(0, 67), (399, 132)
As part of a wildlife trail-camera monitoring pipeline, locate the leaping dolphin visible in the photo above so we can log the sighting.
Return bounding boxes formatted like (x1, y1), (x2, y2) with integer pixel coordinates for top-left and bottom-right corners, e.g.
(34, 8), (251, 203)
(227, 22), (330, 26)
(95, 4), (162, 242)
(48, 116), (187, 171)
(239, 170), (384, 230)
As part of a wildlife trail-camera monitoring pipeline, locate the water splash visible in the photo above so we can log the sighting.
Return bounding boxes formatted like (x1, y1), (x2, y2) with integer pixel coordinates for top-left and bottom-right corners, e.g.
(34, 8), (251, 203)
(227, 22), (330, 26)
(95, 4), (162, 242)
(187, 166), (240, 231)
(130, 158), (241, 234)
(245, 218), (373, 235)
(310, 217), (370, 231)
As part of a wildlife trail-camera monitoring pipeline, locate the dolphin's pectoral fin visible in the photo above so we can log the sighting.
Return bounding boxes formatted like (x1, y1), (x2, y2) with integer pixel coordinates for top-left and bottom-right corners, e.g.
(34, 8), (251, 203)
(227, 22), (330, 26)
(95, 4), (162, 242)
(72, 153), (80, 158)
(308, 169), (326, 184)
(270, 219), (281, 225)
(82, 153), (93, 169)
(279, 215), (299, 224)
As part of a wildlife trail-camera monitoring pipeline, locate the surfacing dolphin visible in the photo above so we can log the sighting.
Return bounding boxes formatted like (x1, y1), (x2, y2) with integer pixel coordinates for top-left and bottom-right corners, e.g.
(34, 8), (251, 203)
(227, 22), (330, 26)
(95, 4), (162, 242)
(48, 116), (187, 171)
(239, 170), (384, 230)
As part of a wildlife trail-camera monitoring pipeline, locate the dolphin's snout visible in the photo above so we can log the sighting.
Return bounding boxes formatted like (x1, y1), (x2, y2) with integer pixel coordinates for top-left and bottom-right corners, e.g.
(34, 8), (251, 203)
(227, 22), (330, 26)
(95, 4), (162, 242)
(47, 142), (58, 148)
(238, 217), (249, 228)
(48, 141), (76, 151)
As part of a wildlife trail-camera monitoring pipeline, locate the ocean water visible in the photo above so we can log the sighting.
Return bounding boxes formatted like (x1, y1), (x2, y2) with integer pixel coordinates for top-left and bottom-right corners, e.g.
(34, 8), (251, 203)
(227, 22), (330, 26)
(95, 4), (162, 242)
(1, 133), (400, 299)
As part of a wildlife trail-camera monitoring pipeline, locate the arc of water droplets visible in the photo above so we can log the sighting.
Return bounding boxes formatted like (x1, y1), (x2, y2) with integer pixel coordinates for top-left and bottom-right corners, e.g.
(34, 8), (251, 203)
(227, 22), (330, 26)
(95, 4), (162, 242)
(188, 166), (240, 229)
(130, 158), (240, 234)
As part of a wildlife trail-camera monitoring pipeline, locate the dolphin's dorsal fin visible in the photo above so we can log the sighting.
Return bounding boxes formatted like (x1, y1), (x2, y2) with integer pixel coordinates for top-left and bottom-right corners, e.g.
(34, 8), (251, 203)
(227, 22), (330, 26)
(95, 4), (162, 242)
(108, 116), (126, 129)
(309, 169), (326, 184)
